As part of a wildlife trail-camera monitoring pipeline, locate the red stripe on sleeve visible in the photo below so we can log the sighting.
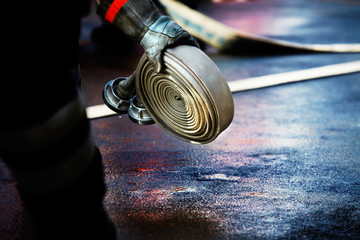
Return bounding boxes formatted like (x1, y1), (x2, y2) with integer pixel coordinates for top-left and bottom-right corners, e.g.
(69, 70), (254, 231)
(105, 0), (129, 23)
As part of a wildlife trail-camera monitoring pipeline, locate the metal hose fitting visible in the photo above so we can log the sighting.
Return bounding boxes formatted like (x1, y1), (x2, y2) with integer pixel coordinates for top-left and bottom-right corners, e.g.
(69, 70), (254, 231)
(102, 76), (133, 113)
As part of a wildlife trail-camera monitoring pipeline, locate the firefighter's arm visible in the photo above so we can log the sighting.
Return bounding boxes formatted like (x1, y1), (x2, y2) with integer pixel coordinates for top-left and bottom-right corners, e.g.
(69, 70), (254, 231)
(96, 0), (199, 72)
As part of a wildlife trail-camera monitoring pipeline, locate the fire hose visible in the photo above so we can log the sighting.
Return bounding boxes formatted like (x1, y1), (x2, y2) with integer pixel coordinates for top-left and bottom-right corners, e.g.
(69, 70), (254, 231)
(91, 59), (360, 120)
(92, 0), (360, 144)
(102, 45), (234, 144)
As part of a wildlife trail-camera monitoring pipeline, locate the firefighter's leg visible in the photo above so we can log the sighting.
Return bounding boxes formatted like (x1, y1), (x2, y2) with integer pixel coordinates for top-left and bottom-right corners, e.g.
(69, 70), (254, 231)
(0, 70), (116, 239)
(0, 71), (117, 239)
(2, 1), (115, 239)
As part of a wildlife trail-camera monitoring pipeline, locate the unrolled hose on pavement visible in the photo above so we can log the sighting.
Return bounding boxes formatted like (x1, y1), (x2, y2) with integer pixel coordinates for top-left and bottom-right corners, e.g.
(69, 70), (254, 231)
(135, 45), (234, 144)
(88, 60), (360, 123)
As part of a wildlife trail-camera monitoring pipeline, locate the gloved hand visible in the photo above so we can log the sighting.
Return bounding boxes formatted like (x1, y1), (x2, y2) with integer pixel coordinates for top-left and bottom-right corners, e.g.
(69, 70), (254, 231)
(140, 16), (199, 73)
(97, 0), (199, 72)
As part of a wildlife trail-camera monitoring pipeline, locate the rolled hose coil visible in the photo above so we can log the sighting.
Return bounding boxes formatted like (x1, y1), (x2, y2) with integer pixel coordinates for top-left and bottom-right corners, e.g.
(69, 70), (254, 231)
(135, 45), (234, 144)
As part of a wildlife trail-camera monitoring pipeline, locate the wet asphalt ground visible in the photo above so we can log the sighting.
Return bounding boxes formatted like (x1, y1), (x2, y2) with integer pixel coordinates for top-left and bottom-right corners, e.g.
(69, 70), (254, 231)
(1, 0), (360, 239)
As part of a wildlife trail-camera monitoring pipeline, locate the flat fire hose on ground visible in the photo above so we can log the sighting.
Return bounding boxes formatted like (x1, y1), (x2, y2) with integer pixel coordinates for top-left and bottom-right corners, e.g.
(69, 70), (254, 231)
(87, 44), (360, 145)
(157, 0), (360, 53)
(87, 59), (360, 119)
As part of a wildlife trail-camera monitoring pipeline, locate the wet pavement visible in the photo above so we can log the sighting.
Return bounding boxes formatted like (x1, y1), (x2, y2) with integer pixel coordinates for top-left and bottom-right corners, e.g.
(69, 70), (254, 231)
(199, 0), (360, 45)
(1, 0), (360, 239)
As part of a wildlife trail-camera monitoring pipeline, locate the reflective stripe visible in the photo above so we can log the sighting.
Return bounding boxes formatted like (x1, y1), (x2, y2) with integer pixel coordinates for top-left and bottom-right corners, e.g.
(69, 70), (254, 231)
(11, 137), (96, 195)
(105, 0), (128, 23)
(0, 95), (86, 154)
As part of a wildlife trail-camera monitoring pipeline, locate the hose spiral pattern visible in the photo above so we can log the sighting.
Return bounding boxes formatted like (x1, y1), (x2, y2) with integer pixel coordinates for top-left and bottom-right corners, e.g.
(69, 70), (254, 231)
(136, 45), (234, 144)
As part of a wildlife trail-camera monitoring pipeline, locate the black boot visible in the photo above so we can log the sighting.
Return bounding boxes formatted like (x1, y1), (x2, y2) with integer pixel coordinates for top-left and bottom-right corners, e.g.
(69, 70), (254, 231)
(18, 148), (116, 240)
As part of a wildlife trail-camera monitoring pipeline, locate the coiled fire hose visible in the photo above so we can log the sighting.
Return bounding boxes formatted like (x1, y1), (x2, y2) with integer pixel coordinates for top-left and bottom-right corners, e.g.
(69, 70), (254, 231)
(96, 56), (360, 144)
(103, 45), (234, 144)
(137, 45), (234, 144)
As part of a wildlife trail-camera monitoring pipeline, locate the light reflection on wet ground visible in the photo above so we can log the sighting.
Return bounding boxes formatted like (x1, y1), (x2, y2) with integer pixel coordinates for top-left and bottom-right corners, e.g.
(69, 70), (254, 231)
(97, 112), (360, 238)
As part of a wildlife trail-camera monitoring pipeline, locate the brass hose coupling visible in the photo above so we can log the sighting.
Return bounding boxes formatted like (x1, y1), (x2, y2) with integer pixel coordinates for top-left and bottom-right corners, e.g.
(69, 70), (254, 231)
(103, 45), (234, 144)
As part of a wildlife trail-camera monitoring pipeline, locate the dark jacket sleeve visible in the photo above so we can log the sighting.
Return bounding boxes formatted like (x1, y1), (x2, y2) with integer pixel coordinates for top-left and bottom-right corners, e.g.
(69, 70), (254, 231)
(97, 0), (162, 42)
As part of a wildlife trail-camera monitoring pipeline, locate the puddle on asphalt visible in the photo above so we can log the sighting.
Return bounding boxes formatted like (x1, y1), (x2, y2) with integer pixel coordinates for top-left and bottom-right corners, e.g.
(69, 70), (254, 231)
(260, 154), (288, 160)
(128, 186), (198, 204)
(197, 173), (242, 181)
(131, 186), (197, 195)
(170, 186), (197, 193)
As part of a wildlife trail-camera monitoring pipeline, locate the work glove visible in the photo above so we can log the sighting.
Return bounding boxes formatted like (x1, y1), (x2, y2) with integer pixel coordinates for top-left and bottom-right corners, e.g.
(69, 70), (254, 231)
(140, 16), (199, 73)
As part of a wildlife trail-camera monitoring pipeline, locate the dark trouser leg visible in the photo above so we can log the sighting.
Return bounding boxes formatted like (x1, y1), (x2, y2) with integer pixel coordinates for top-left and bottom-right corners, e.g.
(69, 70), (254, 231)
(0, 92), (116, 239)
(2, 1), (115, 239)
